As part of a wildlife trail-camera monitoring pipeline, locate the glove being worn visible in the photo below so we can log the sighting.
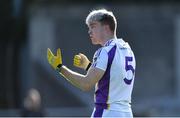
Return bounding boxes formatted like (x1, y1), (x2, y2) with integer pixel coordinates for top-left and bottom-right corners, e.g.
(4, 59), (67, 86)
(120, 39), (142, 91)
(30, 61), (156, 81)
(47, 48), (62, 71)
(73, 53), (91, 71)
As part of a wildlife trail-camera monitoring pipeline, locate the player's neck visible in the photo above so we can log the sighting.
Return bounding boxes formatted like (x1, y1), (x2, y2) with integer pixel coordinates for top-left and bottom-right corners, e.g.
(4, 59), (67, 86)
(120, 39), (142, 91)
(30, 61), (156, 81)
(101, 35), (116, 46)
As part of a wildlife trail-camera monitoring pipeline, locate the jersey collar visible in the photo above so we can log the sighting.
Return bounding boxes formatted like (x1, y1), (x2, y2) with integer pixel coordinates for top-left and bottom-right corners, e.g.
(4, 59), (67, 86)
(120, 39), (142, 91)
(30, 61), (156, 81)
(103, 38), (116, 47)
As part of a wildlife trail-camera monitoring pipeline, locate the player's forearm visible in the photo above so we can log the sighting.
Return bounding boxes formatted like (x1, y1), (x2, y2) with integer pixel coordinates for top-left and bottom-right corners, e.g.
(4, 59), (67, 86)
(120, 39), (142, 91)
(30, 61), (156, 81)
(59, 65), (91, 91)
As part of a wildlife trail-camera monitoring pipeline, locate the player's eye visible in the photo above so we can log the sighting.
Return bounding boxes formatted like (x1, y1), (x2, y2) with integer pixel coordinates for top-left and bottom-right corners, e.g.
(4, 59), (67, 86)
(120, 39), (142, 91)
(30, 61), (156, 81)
(90, 24), (96, 29)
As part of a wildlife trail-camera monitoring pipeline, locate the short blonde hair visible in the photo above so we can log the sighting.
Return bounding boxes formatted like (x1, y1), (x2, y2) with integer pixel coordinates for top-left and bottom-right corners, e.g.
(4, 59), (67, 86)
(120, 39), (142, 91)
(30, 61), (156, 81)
(86, 9), (117, 33)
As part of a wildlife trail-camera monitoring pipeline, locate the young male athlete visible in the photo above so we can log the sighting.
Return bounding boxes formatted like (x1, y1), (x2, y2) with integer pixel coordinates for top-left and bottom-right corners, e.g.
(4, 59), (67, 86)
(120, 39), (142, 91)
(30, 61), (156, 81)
(47, 9), (136, 117)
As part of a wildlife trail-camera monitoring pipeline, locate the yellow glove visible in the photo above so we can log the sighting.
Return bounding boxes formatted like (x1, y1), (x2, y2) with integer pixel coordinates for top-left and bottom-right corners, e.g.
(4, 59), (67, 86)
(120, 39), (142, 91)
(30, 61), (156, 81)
(73, 53), (91, 70)
(47, 48), (62, 70)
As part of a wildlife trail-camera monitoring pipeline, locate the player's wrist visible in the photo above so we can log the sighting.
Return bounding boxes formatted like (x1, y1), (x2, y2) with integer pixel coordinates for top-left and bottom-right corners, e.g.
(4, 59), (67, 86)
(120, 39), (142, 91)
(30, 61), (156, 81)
(56, 64), (63, 72)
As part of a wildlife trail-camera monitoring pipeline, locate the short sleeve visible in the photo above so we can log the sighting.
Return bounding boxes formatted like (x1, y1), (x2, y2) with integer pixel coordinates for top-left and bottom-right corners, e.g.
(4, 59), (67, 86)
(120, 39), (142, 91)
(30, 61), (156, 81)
(92, 48), (108, 71)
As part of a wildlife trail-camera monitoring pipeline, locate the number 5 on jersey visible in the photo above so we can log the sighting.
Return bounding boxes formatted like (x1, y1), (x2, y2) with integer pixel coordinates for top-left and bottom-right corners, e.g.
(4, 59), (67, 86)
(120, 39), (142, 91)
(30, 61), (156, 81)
(124, 56), (135, 85)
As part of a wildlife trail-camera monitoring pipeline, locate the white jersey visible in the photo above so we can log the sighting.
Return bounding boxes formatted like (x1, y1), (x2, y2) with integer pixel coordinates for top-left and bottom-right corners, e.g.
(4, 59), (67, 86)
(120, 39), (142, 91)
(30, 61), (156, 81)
(92, 38), (136, 112)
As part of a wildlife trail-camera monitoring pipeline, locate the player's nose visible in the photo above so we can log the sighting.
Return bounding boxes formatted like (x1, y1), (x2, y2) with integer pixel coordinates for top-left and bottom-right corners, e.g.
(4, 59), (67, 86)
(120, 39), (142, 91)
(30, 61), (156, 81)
(88, 30), (92, 35)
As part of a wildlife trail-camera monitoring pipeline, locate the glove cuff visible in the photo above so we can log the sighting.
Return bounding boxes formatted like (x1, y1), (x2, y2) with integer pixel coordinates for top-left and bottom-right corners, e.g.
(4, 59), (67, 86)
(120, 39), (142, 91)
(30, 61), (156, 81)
(56, 64), (63, 72)
(85, 62), (92, 71)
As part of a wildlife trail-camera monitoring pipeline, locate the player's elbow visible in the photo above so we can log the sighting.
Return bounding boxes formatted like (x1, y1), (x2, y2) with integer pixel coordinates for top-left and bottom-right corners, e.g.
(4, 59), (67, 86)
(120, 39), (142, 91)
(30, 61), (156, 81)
(81, 83), (93, 91)
(81, 87), (91, 92)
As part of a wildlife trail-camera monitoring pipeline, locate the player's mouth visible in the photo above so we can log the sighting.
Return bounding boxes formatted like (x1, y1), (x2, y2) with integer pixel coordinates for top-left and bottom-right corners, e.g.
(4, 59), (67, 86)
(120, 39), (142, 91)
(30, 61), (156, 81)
(90, 35), (93, 39)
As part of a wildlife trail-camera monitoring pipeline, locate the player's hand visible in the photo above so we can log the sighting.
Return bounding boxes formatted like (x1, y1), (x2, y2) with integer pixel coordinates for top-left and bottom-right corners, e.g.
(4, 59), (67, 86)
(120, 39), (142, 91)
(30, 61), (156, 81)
(73, 53), (90, 70)
(47, 48), (62, 70)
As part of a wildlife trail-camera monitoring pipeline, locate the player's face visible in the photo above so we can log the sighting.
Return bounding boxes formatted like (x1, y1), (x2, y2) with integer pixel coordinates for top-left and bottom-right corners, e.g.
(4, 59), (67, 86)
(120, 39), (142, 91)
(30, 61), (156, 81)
(88, 21), (105, 45)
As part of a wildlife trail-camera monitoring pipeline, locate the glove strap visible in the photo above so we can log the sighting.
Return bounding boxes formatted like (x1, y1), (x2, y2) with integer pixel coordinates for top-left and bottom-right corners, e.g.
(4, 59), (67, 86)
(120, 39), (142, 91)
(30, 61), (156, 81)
(85, 62), (92, 71)
(56, 64), (63, 72)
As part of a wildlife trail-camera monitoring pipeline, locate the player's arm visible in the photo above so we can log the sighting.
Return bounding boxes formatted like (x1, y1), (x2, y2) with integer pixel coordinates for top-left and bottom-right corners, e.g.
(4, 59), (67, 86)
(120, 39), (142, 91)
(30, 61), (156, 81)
(61, 49), (108, 91)
(59, 66), (105, 91)
(47, 48), (105, 91)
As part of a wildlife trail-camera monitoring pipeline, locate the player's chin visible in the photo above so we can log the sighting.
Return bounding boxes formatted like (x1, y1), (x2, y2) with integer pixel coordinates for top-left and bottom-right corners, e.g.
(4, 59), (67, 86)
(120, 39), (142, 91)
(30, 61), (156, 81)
(90, 38), (97, 45)
(91, 40), (97, 45)
(92, 42), (99, 45)
(90, 38), (94, 43)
